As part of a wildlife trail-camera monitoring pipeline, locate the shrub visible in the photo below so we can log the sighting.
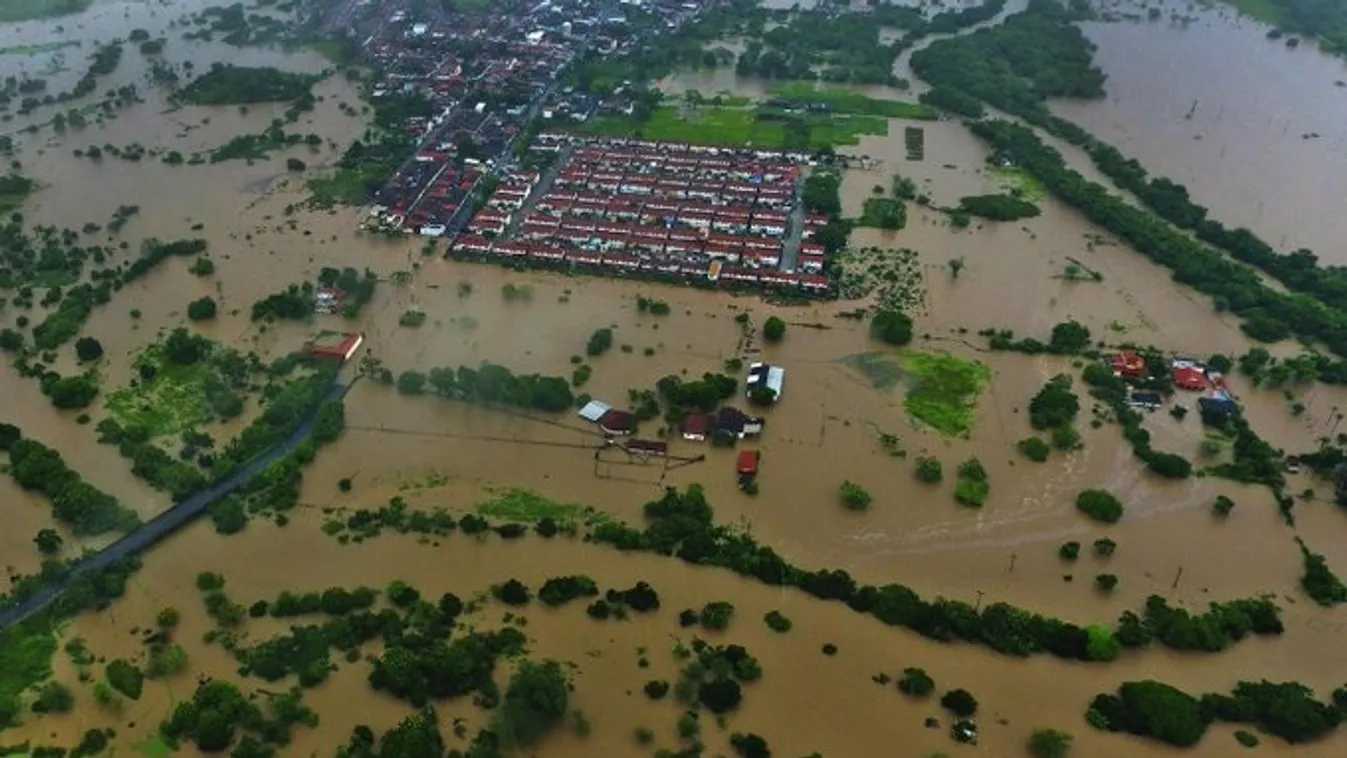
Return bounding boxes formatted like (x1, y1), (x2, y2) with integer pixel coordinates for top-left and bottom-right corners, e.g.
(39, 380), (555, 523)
(187, 296), (217, 321)
(1076, 490), (1123, 523)
(286, 157), (306, 171)
(1029, 375), (1080, 429)
(75, 336), (104, 362)
(33, 682), (74, 713)
(871, 308), (913, 346)
(730, 732), (771, 758)
(1059, 541), (1080, 560)
(764, 610), (792, 633)
(914, 456), (943, 483)
(157, 607), (181, 628)
(840, 480), (872, 511)
(898, 667), (934, 697)
(586, 328), (614, 356)
(1088, 681), (1209, 747)
(699, 601), (735, 631)
(1212, 495), (1235, 517)
(762, 316), (786, 342)
(1234, 730), (1259, 747)
(398, 310), (426, 327)
(643, 680), (669, 700)
(940, 688), (978, 717)
(1093, 538), (1117, 557)
(494, 660), (569, 747)
(492, 579), (531, 606)
(105, 660), (144, 700)
(1028, 728), (1073, 758)
(1018, 436), (1050, 462)
(1095, 574), (1118, 592)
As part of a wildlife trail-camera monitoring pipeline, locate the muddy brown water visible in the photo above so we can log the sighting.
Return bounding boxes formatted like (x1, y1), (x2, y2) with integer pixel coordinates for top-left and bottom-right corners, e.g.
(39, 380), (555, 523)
(3, 0), (1347, 756)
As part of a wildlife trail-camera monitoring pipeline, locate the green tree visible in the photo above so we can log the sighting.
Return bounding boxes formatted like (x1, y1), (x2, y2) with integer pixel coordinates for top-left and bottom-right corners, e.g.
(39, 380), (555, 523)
(586, 328), (614, 357)
(871, 308), (913, 346)
(1076, 490), (1124, 523)
(105, 660), (144, 700)
(187, 296), (217, 321)
(495, 660), (569, 747)
(840, 480), (872, 510)
(898, 667), (934, 697)
(762, 316), (786, 342)
(941, 688), (978, 717)
(1028, 728), (1073, 758)
(33, 528), (63, 554)
(914, 456), (943, 483)
(75, 336), (104, 362)
(1049, 321), (1090, 353)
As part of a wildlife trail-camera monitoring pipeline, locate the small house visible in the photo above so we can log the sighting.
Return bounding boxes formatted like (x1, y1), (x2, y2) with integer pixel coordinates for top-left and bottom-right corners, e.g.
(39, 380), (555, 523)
(746, 362), (785, 404)
(577, 400), (612, 423)
(303, 331), (363, 363)
(598, 409), (637, 436)
(680, 413), (712, 441)
(1173, 366), (1207, 392)
(1198, 396), (1241, 424)
(1111, 351), (1147, 380)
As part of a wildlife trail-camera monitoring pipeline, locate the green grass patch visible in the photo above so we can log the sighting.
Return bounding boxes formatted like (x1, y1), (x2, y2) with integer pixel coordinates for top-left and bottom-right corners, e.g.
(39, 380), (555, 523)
(1219, 0), (1284, 25)
(900, 350), (990, 437)
(577, 105), (887, 150)
(841, 351), (907, 391)
(0, 0), (92, 23)
(135, 735), (173, 758)
(988, 165), (1046, 203)
(307, 168), (382, 208)
(105, 342), (250, 438)
(769, 81), (938, 120)
(477, 488), (610, 526)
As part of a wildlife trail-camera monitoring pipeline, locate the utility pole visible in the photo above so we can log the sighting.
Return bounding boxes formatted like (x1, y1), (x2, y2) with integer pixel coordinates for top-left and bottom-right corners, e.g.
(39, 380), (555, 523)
(1172, 567), (1184, 590)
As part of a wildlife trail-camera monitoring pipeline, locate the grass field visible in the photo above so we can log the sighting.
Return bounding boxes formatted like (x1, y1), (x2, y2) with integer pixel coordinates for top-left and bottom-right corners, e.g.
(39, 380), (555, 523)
(842, 352), (907, 391)
(988, 165), (1046, 203)
(477, 488), (609, 526)
(1218, 0), (1285, 25)
(0, 0), (93, 23)
(578, 105), (887, 149)
(900, 350), (990, 438)
(769, 81), (939, 120)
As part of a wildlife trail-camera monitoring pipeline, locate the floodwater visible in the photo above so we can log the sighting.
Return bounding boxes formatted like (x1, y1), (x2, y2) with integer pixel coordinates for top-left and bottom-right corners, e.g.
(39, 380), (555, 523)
(1053, 0), (1347, 260)
(4, 0), (1347, 756)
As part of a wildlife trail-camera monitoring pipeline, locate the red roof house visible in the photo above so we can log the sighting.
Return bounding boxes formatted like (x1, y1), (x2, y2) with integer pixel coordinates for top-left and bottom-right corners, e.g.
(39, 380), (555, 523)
(1173, 366), (1207, 391)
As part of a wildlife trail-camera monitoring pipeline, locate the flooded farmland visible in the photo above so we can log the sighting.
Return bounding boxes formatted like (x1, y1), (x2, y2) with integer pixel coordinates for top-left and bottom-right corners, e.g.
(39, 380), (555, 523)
(2, 0), (1347, 757)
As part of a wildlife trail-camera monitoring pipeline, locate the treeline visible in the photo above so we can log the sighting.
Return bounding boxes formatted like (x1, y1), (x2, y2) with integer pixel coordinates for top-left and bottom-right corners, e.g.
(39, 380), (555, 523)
(1091, 678), (1346, 748)
(0, 424), (139, 536)
(392, 363), (574, 413)
(213, 365), (338, 480)
(957, 193), (1040, 221)
(589, 486), (1280, 663)
(173, 64), (317, 105)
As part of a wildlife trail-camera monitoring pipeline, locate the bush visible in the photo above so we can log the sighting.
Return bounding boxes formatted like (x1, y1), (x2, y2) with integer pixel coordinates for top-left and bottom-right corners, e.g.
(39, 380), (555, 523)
(730, 732), (771, 758)
(954, 458), (989, 507)
(1234, 730), (1259, 747)
(538, 575), (600, 607)
(1029, 375), (1080, 430)
(494, 660), (569, 747)
(492, 579), (531, 606)
(762, 316), (786, 342)
(1092, 538), (1116, 557)
(1018, 436), (1050, 462)
(187, 297), (217, 321)
(286, 157), (306, 171)
(764, 610), (792, 633)
(157, 607), (181, 628)
(33, 682), (74, 713)
(75, 336), (104, 362)
(586, 328), (614, 356)
(699, 601), (735, 631)
(643, 680), (669, 700)
(1088, 681), (1209, 747)
(1212, 495), (1235, 517)
(941, 688), (978, 717)
(1076, 490), (1123, 523)
(147, 644), (189, 678)
(1028, 728), (1073, 758)
(840, 480), (872, 511)
(1095, 574), (1118, 592)
(105, 660), (144, 700)
(898, 667), (934, 697)
(914, 456), (943, 483)
(1059, 541), (1080, 560)
(871, 308), (913, 346)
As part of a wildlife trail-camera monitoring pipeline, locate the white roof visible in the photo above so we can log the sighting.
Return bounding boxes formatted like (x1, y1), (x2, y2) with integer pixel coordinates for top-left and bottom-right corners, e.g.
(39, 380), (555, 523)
(577, 400), (612, 422)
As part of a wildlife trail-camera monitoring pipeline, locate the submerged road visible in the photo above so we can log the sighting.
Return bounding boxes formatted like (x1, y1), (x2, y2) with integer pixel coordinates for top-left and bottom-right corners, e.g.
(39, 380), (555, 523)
(0, 377), (359, 631)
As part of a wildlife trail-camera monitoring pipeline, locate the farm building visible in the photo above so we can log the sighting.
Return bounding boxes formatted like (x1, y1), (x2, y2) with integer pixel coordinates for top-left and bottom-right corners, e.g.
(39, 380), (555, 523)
(577, 400), (612, 423)
(303, 331), (364, 363)
(680, 413), (712, 441)
(745, 362), (785, 403)
(598, 409), (637, 436)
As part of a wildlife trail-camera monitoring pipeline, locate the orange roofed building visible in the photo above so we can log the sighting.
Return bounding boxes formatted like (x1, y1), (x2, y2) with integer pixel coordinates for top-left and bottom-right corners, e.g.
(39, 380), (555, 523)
(1110, 351), (1146, 379)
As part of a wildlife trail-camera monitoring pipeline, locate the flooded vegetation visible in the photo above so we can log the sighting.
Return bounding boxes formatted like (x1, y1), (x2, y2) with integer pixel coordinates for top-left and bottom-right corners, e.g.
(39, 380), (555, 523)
(4, 0), (1347, 757)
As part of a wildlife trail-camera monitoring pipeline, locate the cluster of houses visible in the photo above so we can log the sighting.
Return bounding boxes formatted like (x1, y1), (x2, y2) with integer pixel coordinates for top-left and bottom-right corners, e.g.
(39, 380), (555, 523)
(1111, 351), (1241, 420)
(449, 135), (835, 294)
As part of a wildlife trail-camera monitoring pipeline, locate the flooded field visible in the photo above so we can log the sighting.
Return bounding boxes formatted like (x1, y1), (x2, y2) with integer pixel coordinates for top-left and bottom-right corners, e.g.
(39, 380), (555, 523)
(3, 0), (1347, 757)
(1052, 0), (1347, 260)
